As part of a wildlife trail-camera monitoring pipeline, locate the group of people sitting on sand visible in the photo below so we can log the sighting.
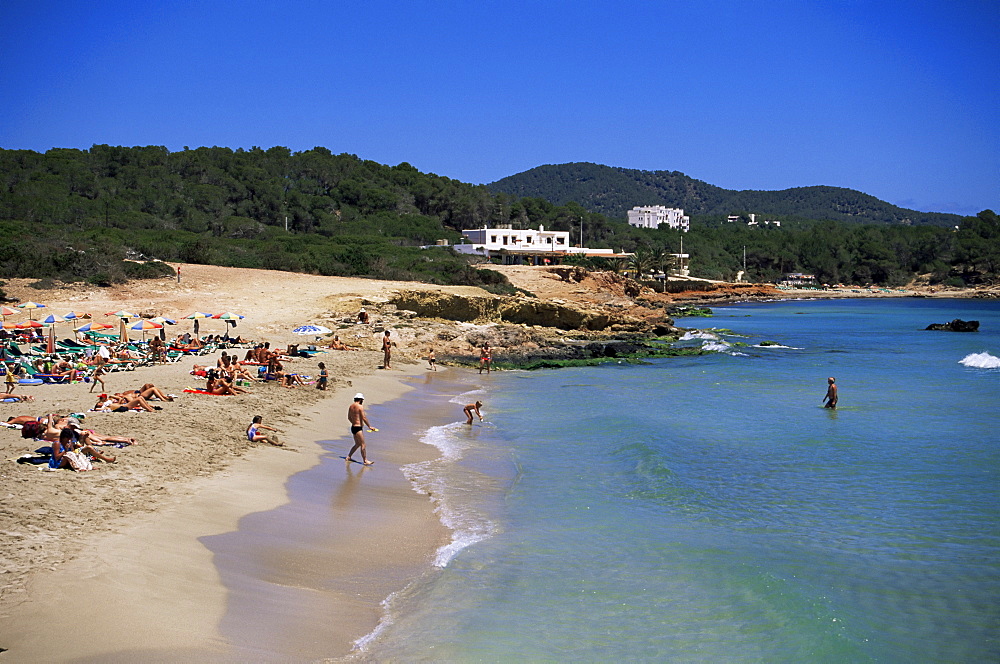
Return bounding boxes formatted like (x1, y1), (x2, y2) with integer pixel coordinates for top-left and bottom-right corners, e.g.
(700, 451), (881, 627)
(238, 344), (310, 388)
(7, 412), (137, 470)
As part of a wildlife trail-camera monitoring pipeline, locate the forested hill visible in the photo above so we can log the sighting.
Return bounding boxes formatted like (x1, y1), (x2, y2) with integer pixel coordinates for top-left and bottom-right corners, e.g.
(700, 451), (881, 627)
(489, 162), (964, 227)
(0, 145), (522, 289)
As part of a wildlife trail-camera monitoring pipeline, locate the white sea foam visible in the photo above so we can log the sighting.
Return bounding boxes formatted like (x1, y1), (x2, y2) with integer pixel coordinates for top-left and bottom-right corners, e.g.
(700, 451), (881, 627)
(353, 589), (400, 652)
(680, 330), (719, 341)
(402, 423), (498, 568)
(959, 351), (1000, 369)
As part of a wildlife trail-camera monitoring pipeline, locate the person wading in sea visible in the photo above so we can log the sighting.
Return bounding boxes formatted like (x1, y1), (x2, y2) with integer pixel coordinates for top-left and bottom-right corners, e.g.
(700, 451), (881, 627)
(823, 376), (838, 409)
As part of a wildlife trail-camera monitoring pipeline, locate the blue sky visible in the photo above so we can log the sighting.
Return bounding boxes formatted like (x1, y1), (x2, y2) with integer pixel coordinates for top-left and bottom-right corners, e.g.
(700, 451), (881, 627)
(2, 0), (997, 215)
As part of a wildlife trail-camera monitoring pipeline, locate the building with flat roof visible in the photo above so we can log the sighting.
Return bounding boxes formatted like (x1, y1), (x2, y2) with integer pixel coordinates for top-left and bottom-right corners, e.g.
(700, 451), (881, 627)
(627, 206), (690, 232)
(451, 225), (629, 265)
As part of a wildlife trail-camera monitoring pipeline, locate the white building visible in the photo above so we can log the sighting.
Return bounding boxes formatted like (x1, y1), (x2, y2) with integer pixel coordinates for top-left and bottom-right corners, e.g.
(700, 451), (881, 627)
(627, 206), (690, 232)
(452, 225), (624, 264)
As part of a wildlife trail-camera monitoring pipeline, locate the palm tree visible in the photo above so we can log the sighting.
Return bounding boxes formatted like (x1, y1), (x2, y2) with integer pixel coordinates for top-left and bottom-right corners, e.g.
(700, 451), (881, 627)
(629, 248), (654, 280)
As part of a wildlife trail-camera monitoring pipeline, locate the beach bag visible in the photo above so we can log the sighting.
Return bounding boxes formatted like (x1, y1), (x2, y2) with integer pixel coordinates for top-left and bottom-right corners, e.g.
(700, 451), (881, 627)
(62, 451), (93, 472)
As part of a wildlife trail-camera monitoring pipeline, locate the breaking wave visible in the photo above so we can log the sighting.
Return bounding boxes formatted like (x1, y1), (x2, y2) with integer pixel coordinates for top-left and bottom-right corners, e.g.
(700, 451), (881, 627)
(959, 352), (1000, 369)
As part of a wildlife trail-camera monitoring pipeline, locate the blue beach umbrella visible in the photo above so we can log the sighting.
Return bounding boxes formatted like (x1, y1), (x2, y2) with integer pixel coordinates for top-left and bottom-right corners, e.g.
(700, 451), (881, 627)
(292, 324), (332, 335)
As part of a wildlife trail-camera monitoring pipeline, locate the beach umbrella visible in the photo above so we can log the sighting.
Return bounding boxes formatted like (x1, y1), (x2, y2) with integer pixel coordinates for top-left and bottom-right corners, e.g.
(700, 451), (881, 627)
(1, 321), (17, 330)
(106, 310), (137, 319)
(130, 319), (162, 341)
(63, 311), (91, 320)
(212, 312), (244, 320)
(149, 317), (175, 340)
(0, 306), (17, 320)
(74, 322), (114, 332)
(46, 324), (56, 354)
(41, 314), (66, 325)
(292, 324), (332, 336)
(18, 302), (46, 319)
(119, 317), (130, 344)
(186, 312), (212, 336)
(16, 320), (43, 329)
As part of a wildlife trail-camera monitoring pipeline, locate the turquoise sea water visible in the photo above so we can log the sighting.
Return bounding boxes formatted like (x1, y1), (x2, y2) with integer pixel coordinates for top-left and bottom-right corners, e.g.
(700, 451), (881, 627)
(360, 298), (1000, 662)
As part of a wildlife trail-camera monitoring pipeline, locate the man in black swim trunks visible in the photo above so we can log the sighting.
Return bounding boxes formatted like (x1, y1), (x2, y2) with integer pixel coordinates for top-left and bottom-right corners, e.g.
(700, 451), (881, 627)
(823, 376), (838, 409)
(347, 393), (375, 465)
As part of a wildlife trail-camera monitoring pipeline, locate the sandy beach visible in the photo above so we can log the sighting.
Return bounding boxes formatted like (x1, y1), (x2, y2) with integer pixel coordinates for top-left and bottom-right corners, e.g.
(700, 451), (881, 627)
(0, 264), (462, 661)
(1, 263), (994, 660)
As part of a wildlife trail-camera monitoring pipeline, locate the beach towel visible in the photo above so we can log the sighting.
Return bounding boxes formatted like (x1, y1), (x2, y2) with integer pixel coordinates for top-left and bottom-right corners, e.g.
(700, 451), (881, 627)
(63, 451), (93, 471)
(182, 388), (229, 395)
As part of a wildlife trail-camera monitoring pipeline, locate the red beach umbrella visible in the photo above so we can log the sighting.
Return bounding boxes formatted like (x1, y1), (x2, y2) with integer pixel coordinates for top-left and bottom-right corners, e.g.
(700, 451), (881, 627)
(130, 319), (162, 341)
(74, 322), (114, 332)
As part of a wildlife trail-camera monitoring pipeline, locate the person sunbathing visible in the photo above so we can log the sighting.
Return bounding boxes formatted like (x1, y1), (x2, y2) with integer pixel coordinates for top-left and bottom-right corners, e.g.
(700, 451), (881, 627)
(172, 336), (203, 351)
(115, 347), (141, 360)
(52, 358), (80, 382)
(328, 335), (360, 351)
(35, 413), (136, 446)
(94, 393), (159, 412)
(1, 393), (35, 402)
(129, 383), (173, 401)
(7, 414), (53, 426)
(282, 372), (308, 388)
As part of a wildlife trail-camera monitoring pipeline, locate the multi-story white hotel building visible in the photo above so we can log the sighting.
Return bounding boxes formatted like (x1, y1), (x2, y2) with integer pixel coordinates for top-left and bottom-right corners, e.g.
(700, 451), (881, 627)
(627, 206), (690, 232)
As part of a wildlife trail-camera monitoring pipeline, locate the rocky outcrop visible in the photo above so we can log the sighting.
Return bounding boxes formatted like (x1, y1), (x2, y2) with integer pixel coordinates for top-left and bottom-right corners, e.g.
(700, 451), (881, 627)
(389, 289), (647, 331)
(925, 319), (980, 332)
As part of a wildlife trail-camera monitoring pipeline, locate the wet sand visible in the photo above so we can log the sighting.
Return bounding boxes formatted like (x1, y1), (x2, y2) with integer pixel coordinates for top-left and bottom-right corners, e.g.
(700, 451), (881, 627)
(0, 367), (452, 661)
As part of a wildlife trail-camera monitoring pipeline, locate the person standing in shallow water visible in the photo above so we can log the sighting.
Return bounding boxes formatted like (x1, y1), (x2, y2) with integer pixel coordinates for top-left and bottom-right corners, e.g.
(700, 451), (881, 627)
(823, 377), (838, 409)
(347, 393), (375, 465)
(464, 400), (483, 424)
(479, 343), (492, 374)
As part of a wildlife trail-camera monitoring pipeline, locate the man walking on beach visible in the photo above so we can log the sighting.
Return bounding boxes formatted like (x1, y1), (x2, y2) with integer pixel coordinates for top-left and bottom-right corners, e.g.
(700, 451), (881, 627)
(347, 393), (375, 465)
(823, 376), (838, 409)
